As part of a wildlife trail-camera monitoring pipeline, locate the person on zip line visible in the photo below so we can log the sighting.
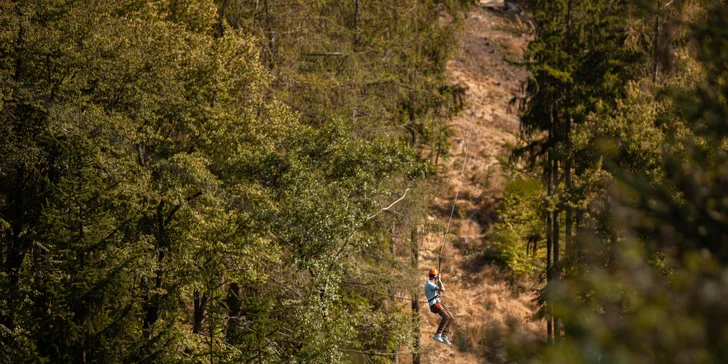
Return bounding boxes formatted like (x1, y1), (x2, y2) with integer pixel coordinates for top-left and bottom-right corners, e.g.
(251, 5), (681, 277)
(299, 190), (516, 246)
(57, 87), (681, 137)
(425, 268), (453, 345)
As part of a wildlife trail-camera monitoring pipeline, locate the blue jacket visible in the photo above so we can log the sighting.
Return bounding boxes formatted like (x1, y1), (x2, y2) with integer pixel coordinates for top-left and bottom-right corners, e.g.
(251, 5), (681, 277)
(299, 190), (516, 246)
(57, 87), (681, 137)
(424, 279), (444, 307)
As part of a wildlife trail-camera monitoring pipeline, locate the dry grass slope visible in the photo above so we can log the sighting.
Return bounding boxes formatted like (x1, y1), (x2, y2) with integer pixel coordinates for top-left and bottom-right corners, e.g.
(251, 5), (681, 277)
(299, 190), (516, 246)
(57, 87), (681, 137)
(408, 4), (544, 363)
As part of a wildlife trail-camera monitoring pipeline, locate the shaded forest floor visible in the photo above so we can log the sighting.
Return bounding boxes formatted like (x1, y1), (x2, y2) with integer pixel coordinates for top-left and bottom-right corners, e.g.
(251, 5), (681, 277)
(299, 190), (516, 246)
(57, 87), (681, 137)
(411, 3), (543, 363)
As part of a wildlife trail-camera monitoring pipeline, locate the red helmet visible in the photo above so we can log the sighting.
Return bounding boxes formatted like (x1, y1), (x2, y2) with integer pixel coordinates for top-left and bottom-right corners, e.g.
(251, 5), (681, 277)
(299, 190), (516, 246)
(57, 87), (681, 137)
(429, 268), (438, 277)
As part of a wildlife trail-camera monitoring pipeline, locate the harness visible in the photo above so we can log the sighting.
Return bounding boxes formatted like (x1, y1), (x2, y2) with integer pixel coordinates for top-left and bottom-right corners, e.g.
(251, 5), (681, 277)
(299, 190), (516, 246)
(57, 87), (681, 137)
(426, 279), (443, 314)
(427, 294), (440, 305)
(427, 291), (441, 314)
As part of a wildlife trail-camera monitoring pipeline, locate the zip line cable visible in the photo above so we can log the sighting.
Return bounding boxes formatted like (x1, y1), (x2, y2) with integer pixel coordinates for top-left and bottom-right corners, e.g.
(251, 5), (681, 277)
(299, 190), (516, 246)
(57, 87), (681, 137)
(438, 110), (475, 277)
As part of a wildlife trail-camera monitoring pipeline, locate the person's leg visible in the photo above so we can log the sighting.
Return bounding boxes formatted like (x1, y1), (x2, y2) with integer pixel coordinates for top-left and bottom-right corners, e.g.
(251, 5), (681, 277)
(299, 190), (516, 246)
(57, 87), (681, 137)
(439, 303), (453, 337)
(436, 303), (452, 336)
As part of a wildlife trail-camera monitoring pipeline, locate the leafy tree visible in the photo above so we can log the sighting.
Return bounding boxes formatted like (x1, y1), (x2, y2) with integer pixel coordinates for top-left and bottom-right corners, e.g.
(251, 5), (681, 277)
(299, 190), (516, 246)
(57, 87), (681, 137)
(1, 0), (465, 362)
(499, 1), (728, 363)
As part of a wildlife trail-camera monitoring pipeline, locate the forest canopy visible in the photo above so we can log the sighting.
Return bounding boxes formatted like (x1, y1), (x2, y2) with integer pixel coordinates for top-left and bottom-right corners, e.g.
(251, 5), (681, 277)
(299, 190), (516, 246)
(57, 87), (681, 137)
(0, 0), (467, 362)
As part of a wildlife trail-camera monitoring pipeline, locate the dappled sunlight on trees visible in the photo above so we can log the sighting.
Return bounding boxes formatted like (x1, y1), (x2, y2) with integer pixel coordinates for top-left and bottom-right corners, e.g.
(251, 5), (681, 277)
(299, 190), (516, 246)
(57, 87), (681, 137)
(0, 0), (467, 362)
(496, 0), (728, 362)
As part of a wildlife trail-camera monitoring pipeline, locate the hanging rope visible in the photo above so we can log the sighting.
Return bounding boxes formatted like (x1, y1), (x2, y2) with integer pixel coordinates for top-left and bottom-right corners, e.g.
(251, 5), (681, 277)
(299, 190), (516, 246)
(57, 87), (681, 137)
(438, 110), (475, 276)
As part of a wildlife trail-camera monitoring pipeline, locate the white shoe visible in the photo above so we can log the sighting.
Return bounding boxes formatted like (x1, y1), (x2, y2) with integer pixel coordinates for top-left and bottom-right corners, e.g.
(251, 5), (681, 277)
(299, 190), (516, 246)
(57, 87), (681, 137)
(433, 334), (445, 343)
(442, 336), (452, 345)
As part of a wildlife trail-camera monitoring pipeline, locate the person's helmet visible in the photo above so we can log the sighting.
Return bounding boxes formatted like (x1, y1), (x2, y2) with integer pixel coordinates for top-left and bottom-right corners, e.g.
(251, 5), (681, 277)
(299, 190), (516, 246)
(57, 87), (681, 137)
(429, 268), (438, 277)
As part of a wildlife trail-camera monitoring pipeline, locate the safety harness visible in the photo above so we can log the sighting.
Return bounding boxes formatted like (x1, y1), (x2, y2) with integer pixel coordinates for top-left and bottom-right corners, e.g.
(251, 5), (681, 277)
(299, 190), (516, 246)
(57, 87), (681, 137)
(427, 280), (442, 313)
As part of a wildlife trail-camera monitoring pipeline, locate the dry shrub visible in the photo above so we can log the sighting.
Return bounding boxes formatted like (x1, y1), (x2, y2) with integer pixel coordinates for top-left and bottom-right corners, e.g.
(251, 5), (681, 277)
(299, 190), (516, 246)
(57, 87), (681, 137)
(453, 323), (481, 352)
(505, 312), (521, 330)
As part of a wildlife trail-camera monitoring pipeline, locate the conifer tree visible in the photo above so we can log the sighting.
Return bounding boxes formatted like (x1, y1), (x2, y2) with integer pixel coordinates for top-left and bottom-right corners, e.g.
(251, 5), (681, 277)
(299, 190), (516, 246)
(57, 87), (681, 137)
(521, 0), (641, 342)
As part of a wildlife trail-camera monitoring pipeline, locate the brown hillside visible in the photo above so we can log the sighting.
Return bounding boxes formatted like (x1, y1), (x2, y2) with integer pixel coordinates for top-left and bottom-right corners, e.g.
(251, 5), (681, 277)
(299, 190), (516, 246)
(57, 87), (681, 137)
(410, 3), (543, 363)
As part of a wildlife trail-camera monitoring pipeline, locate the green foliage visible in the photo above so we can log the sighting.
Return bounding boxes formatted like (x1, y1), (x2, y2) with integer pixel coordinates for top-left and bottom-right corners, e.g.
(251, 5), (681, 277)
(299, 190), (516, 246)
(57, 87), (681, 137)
(501, 1), (728, 363)
(218, 0), (468, 149)
(0, 0), (463, 362)
(488, 177), (544, 275)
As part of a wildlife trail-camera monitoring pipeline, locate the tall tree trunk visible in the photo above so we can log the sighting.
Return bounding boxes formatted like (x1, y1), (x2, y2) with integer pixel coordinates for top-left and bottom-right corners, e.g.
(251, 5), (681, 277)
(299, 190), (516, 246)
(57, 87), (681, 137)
(565, 167), (572, 257)
(215, 0), (229, 38)
(210, 308), (215, 364)
(353, 0), (361, 49)
(653, 0), (661, 84)
(555, 1), (574, 341)
(143, 201), (174, 339)
(546, 150), (553, 344)
(565, 0), (574, 259)
(575, 209), (584, 260)
(225, 282), (243, 342)
(142, 249), (165, 339)
(264, 0), (275, 69)
(227, 283), (243, 317)
(432, 114), (443, 172)
(193, 290), (208, 334)
(411, 227), (421, 364)
(552, 157), (560, 344)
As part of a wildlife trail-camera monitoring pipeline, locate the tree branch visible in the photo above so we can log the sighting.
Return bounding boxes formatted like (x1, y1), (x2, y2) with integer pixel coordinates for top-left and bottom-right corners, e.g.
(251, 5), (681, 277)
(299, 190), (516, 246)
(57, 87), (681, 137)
(328, 188), (410, 272)
(365, 188), (410, 222)
(341, 349), (414, 357)
(303, 52), (345, 57)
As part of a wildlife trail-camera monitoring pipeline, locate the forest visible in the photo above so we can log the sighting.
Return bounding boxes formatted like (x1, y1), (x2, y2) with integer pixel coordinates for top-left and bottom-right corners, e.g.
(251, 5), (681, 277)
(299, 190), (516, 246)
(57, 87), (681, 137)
(0, 0), (727, 363)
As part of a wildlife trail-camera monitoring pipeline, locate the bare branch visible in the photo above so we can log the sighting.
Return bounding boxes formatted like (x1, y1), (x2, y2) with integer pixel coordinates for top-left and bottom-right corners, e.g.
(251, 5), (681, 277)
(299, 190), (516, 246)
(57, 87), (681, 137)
(341, 349), (414, 357)
(303, 52), (345, 57)
(328, 188), (410, 271)
(365, 188), (410, 222)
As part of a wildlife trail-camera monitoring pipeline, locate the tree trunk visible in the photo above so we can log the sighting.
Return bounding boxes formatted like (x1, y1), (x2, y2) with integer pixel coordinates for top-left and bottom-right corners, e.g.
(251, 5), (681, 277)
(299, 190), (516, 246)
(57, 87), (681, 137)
(227, 283), (243, 317)
(353, 0), (361, 49)
(565, 163), (572, 256)
(546, 150), (553, 344)
(653, 0), (661, 84)
(552, 157), (560, 344)
(215, 0), (229, 38)
(265, 0), (275, 69)
(555, 0), (573, 343)
(576, 209), (584, 260)
(411, 227), (421, 364)
(193, 290), (209, 334)
(143, 201), (174, 338)
(565, 0), (574, 260)
(225, 282), (243, 342)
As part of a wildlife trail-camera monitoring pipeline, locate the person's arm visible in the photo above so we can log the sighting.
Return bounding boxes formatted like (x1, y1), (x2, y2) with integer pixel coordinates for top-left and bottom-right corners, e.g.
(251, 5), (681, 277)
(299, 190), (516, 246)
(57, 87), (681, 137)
(437, 278), (446, 293)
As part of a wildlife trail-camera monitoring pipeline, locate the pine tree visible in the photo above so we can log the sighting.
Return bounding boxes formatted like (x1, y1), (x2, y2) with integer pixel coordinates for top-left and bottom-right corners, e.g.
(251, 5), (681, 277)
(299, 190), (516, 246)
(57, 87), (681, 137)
(520, 0), (641, 342)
